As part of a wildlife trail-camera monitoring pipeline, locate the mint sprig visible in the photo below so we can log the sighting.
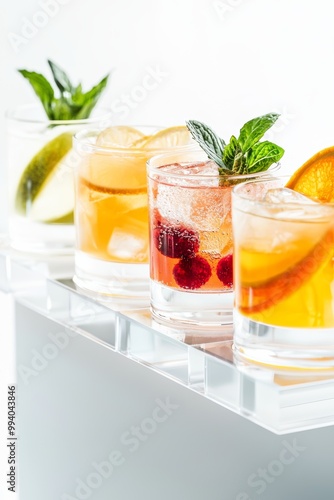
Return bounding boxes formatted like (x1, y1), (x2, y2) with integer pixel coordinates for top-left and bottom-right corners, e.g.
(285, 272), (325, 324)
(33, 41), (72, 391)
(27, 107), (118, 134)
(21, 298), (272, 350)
(18, 60), (109, 120)
(186, 113), (284, 176)
(184, 120), (229, 171)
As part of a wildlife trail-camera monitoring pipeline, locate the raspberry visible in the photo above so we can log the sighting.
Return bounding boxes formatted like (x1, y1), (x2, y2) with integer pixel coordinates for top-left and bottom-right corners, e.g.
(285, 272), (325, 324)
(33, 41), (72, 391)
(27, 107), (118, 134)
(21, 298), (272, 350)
(154, 224), (199, 259)
(152, 209), (164, 227)
(173, 255), (212, 289)
(217, 254), (233, 286)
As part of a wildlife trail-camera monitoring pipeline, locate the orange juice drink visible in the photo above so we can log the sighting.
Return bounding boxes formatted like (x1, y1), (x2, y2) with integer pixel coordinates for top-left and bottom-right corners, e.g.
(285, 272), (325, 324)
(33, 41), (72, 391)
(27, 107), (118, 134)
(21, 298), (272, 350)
(232, 176), (334, 369)
(76, 152), (149, 263)
(73, 126), (192, 299)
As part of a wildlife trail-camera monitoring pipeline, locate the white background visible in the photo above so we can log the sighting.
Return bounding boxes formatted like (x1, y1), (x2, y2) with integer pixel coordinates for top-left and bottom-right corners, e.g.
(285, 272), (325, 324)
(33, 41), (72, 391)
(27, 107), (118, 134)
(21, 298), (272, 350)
(2, 0), (334, 235)
(1, 0), (334, 497)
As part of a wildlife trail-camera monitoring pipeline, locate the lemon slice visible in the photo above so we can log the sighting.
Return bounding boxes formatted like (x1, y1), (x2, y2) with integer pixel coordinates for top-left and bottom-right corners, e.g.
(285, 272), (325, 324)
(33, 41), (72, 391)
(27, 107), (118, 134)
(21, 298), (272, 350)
(137, 126), (192, 149)
(96, 126), (145, 147)
(130, 135), (151, 148)
(15, 132), (75, 223)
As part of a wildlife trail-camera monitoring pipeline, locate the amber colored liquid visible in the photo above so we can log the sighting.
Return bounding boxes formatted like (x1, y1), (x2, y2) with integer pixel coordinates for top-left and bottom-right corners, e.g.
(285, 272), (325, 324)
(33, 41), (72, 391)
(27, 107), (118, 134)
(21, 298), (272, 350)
(234, 212), (334, 328)
(76, 154), (149, 263)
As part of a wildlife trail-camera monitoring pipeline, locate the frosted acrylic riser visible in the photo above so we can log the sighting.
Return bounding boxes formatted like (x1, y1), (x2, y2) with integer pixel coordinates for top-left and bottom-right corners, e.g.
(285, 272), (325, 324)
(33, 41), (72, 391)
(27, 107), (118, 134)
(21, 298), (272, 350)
(202, 342), (334, 433)
(2, 247), (334, 435)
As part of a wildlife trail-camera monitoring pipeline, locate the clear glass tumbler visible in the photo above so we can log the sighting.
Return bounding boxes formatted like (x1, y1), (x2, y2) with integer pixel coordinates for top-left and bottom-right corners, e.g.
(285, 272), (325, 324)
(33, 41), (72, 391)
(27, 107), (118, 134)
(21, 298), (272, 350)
(73, 127), (190, 301)
(6, 104), (111, 254)
(233, 176), (334, 369)
(147, 148), (280, 328)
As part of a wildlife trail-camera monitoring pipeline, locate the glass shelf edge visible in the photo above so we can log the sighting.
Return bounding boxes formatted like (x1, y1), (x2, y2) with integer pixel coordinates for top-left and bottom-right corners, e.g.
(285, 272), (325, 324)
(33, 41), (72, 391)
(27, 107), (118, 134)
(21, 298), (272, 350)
(2, 247), (334, 435)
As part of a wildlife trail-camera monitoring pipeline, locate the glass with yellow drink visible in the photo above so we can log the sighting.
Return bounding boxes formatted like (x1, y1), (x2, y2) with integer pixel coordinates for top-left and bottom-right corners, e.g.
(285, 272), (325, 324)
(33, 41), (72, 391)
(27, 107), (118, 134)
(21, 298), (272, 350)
(232, 176), (334, 370)
(73, 125), (192, 301)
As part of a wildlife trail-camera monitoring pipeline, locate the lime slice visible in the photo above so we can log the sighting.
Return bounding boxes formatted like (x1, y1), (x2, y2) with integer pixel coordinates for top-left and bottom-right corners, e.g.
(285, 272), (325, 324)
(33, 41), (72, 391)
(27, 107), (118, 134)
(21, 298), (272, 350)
(15, 132), (74, 223)
(28, 149), (76, 223)
(46, 211), (74, 224)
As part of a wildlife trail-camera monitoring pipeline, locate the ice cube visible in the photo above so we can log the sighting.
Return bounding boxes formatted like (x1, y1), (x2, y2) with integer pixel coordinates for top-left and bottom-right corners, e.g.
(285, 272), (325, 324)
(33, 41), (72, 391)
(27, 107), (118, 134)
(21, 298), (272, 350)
(190, 187), (232, 231)
(260, 188), (332, 221)
(157, 161), (220, 187)
(264, 188), (317, 205)
(157, 183), (190, 221)
(160, 161), (218, 176)
(156, 172), (230, 232)
(107, 218), (148, 262)
(200, 229), (233, 257)
(155, 161), (223, 229)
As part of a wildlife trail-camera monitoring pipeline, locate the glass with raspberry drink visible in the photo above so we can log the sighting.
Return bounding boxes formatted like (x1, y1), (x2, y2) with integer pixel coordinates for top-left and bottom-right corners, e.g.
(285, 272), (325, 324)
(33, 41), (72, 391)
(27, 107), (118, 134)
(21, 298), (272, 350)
(148, 115), (283, 326)
(148, 149), (279, 326)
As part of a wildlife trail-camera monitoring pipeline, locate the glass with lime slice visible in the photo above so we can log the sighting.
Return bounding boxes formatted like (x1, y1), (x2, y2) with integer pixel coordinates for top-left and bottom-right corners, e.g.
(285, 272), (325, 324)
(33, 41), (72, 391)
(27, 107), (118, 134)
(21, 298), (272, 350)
(6, 59), (112, 254)
(6, 104), (111, 254)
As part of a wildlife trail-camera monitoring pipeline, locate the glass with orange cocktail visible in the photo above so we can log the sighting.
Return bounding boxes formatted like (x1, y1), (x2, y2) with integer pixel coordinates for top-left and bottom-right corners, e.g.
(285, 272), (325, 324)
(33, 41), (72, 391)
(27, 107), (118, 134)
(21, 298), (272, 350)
(233, 147), (334, 369)
(73, 125), (192, 300)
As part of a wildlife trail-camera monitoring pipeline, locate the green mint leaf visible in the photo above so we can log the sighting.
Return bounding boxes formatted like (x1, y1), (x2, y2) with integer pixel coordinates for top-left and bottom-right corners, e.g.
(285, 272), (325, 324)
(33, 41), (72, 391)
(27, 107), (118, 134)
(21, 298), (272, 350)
(247, 141), (284, 173)
(238, 113), (280, 152)
(18, 62), (110, 121)
(50, 98), (78, 120)
(18, 69), (55, 119)
(71, 84), (84, 104)
(233, 151), (248, 174)
(185, 113), (284, 178)
(222, 135), (240, 170)
(73, 74), (109, 119)
(47, 59), (73, 94)
(186, 120), (230, 171)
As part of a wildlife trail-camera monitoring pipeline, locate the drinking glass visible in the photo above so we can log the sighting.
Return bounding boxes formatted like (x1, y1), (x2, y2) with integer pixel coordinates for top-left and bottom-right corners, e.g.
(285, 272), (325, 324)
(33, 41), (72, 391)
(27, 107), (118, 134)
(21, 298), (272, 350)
(6, 104), (111, 254)
(232, 176), (334, 369)
(147, 148), (280, 327)
(73, 127), (189, 300)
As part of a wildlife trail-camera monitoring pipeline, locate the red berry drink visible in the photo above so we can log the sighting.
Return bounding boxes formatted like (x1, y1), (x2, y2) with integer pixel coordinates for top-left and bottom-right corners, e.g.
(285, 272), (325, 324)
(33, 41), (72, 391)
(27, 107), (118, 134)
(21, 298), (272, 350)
(148, 147), (280, 327)
(147, 149), (236, 327)
(151, 165), (234, 291)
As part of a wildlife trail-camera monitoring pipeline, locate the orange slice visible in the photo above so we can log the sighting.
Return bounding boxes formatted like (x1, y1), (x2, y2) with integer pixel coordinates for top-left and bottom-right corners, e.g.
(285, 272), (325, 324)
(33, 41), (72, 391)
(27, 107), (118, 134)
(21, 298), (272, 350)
(240, 146), (334, 315)
(239, 226), (334, 314)
(286, 146), (334, 202)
